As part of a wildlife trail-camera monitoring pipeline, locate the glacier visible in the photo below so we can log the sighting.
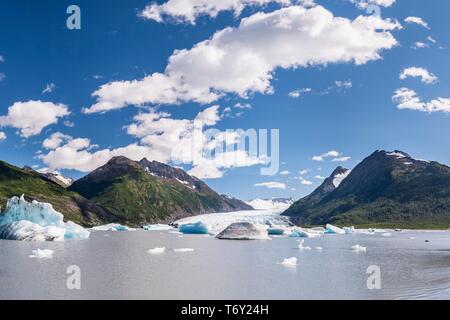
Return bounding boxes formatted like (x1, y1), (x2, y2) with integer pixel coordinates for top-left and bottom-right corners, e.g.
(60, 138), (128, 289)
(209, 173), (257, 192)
(0, 196), (90, 241)
(29, 248), (54, 259)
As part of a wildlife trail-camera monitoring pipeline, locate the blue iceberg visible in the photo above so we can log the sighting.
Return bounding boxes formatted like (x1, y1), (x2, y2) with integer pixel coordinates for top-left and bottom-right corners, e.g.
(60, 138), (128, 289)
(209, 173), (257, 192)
(0, 195), (90, 241)
(179, 221), (209, 234)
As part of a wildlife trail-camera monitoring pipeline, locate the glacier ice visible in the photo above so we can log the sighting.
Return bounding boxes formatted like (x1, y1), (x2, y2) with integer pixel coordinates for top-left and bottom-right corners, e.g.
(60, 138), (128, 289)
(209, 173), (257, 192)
(143, 224), (173, 231)
(29, 248), (54, 259)
(351, 245), (367, 252)
(148, 247), (166, 254)
(289, 228), (322, 238)
(92, 223), (135, 232)
(0, 195), (90, 241)
(215, 222), (268, 240)
(282, 257), (298, 267)
(267, 227), (285, 235)
(325, 224), (346, 235)
(179, 221), (209, 234)
(343, 226), (356, 235)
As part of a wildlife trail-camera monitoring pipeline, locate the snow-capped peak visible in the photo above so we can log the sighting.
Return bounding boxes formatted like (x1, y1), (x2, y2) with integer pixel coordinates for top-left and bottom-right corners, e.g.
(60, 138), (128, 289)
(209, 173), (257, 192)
(332, 169), (351, 188)
(246, 198), (293, 210)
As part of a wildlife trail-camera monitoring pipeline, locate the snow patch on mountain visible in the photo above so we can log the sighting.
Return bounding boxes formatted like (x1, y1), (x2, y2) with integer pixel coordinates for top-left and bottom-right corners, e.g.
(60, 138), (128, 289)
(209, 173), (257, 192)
(246, 198), (293, 210)
(332, 170), (351, 188)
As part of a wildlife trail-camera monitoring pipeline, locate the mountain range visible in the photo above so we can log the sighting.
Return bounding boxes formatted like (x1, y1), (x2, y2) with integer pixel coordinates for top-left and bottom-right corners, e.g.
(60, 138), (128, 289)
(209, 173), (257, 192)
(0, 156), (251, 227)
(283, 150), (450, 229)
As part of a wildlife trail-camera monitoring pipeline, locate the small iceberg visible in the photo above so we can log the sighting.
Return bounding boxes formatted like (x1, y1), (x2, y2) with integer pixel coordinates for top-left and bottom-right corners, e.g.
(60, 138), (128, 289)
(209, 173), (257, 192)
(343, 226), (356, 235)
(315, 247), (323, 251)
(351, 245), (367, 252)
(179, 221), (209, 235)
(174, 248), (194, 252)
(289, 228), (321, 238)
(0, 196), (89, 241)
(29, 248), (54, 259)
(267, 227), (285, 235)
(143, 224), (173, 231)
(147, 247), (166, 254)
(381, 232), (392, 237)
(325, 224), (346, 235)
(216, 222), (268, 240)
(92, 223), (135, 232)
(282, 257), (298, 267)
(298, 239), (311, 250)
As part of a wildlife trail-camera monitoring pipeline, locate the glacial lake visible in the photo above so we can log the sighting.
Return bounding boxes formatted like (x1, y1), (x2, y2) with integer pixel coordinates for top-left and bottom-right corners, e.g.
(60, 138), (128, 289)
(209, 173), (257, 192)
(1, 221), (450, 299)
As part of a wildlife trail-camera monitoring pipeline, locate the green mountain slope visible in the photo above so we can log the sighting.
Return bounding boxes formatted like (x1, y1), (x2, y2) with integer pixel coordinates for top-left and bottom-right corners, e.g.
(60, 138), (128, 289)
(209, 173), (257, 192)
(69, 156), (252, 225)
(0, 160), (117, 226)
(283, 151), (450, 229)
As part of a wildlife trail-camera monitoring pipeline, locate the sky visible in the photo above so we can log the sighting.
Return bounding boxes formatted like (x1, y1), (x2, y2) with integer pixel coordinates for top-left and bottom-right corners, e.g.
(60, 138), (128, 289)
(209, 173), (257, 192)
(0, 0), (449, 201)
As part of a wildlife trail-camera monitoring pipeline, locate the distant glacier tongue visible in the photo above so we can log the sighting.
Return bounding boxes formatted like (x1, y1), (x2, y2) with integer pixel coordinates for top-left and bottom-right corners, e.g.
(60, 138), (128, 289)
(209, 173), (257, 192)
(0, 195), (90, 241)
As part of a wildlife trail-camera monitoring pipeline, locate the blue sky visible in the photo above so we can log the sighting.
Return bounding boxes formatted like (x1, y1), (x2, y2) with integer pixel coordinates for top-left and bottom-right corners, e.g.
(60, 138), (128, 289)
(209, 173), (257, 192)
(0, 0), (449, 200)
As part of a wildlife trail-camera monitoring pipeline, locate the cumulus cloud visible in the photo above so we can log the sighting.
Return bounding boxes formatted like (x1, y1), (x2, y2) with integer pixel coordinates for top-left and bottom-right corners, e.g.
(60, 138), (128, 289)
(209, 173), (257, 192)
(315, 175), (325, 180)
(399, 67), (437, 84)
(404, 16), (430, 29)
(0, 100), (70, 138)
(0, 131), (6, 141)
(85, 5), (400, 114)
(40, 106), (266, 178)
(300, 179), (313, 185)
(351, 0), (395, 9)
(332, 156), (351, 162)
(139, 0), (293, 24)
(412, 41), (429, 50)
(312, 150), (340, 161)
(254, 181), (286, 189)
(288, 88), (312, 98)
(280, 170), (290, 175)
(392, 88), (450, 113)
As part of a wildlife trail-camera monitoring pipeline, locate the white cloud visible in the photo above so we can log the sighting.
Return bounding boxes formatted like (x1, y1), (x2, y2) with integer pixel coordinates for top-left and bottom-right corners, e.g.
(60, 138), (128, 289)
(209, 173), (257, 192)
(280, 170), (290, 175)
(332, 156), (351, 162)
(335, 80), (352, 89)
(314, 175), (325, 180)
(0, 55), (4, 63)
(399, 67), (437, 84)
(300, 179), (313, 185)
(404, 16), (430, 29)
(412, 42), (429, 49)
(0, 100), (70, 138)
(392, 88), (450, 113)
(40, 106), (266, 177)
(234, 102), (252, 109)
(312, 150), (340, 161)
(42, 83), (56, 94)
(0, 131), (6, 141)
(0, 73), (5, 81)
(254, 181), (286, 189)
(351, 0), (395, 9)
(139, 0), (293, 24)
(288, 88), (312, 98)
(86, 5), (400, 114)
(42, 132), (72, 149)
(299, 169), (310, 175)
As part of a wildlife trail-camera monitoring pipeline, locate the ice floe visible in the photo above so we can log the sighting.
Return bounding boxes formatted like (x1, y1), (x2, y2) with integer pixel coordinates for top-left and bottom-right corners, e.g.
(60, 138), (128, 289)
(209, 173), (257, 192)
(0, 196), (89, 241)
(179, 221), (209, 234)
(298, 239), (311, 250)
(92, 223), (135, 232)
(174, 248), (194, 252)
(325, 224), (346, 235)
(282, 257), (298, 267)
(29, 248), (54, 259)
(147, 247), (166, 254)
(216, 222), (268, 240)
(143, 224), (173, 231)
(351, 245), (367, 252)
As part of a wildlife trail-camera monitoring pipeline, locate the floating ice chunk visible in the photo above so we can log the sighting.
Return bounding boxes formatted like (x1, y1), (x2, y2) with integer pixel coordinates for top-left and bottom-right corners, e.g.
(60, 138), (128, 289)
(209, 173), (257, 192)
(92, 223), (135, 232)
(343, 226), (356, 235)
(325, 224), (346, 234)
(179, 221), (209, 235)
(143, 224), (173, 231)
(409, 237), (416, 240)
(297, 239), (311, 250)
(381, 233), (392, 237)
(315, 247), (323, 251)
(351, 245), (367, 252)
(267, 227), (285, 235)
(29, 248), (54, 259)
(0, 196), (89, 241)
(216, 222), (268, 240)
(147, 247), (166, 254)
(290, 228), (321, 238)
(174, 248), (194, 252)
(282, 257), (298, 267)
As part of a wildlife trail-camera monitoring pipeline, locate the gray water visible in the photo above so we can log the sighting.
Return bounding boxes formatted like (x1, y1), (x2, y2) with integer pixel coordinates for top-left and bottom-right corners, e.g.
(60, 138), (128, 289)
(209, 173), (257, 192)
(1, 230), (450, 300)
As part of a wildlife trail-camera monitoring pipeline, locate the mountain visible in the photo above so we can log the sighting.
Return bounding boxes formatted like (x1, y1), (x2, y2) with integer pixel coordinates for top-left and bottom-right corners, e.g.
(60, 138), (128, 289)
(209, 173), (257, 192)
(246, 198), (294, 210)
(0, 160), (118, 226)
(283, 150), (450, 229)
(69, 156), (252, 225)
(23, 167), (74, 188)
